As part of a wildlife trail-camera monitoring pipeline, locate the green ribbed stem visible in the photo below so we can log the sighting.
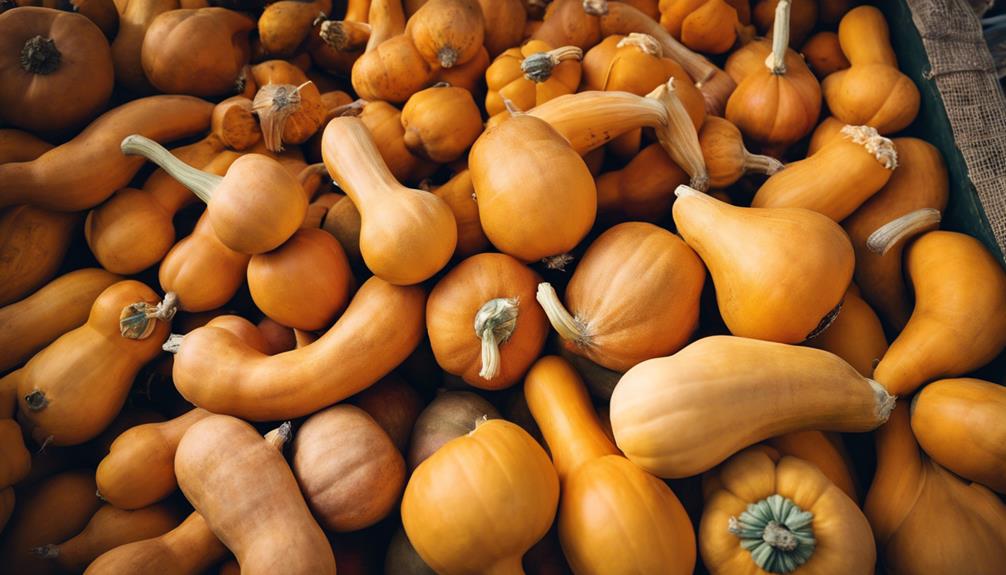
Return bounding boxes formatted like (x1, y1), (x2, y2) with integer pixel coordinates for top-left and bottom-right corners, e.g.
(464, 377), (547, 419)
(728, 494), (815, 573)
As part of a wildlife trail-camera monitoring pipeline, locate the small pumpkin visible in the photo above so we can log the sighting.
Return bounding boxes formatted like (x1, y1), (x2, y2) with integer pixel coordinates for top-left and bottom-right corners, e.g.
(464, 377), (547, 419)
(257, 0), (332, 56)
(698, 116), (783, 188)
(801, 31), (850, 78)
(485, 39), (583, 117)
(406, 0), (484, 68)
(250, 60), (326, 152)
(349, 374), (424, 453)
(407, 390), (501, 470)
(477, 0), (526, 56)
(401, 84), (483, 163)
(659, 0), (741, 54)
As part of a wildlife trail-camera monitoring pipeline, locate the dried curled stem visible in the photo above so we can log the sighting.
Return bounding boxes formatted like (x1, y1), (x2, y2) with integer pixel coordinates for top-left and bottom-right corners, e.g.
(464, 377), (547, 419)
(841, 125), (898, 169)
(253, 81), (313, 152)
(120, 292), (178, 340)
(521, 46), (584, 83)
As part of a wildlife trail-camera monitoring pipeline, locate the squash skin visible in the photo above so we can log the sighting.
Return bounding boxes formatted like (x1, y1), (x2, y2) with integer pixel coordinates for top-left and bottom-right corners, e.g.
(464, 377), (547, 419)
(407, 390), (500, 470)
(430, 169), (490, 258)
(0, 419), (30, 488)
(349, 374), (424, 453)
(175, 416), (336, 575)
(596, 143), (689, 222)
(401, 85), (483, 163)
(84, 511), (228, 575)
(698, 116), (783, 189)
(874, 231), (1006, 396)
(610, 336), (895, 478)
(406, 0), (484, 69)
(485, 39), (582, 117)
(530, 0), (602, 50)
(402, 419), (559, 575)
(801, 31), (850, 79)
(0, 205), (79, 307)
(359, 100), (437, 184)
(809, 285), (888, 379)
(766, 431), (860, 502)
(659, 0), (739, 54)
(911, 378), (1006, 494)
(752, 0), (817, 47)
(477, 0), (525, 56)
(0, 7), (114, 134)
(257, 0), (332, 56)
(806, 115), (845, 155)
(111, 0), (180, 93)
(0, 128), (53, 163)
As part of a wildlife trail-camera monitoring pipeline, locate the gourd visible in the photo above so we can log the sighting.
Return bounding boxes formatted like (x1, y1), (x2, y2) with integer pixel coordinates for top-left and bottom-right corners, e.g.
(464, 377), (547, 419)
(484, 40), (583, 117)
(111, 0), (177, 93)
(141, 7), (254, 97)
(524, 355), (696, 574)
(842, 138), (949, 330)
(752, 125), (897, 221)
(430, 169), (490, 257)
(822, 6), (920, 134)
(427, 253), (548, 389)
(700, 446), (875, 574)
(469, 110), (595, 263)
(247, 228), (353, 331)
(673, 186), (853, 343)
(0, 268), (120, 372)
(84, 510), (224, 574)
(14, 0), (121, 39)
(358, 99), (437, 184)
(0, 415), (30, 486)
(258, 0), (333, 56)
(752, 0), (817, 46)
(529, 0), (602, 49)
(405, 0), (484, 69)
(291, 404), (406, 532)
(307, 0), (370, 74)
(609, 336), (895, 478)
(801, 31), (849, 78)
(320, 194), (363, 264)
(911, 378), (1006, 494)
(401, 419), (559, 575)
(0, 128), (53, 162)
(251, 60), (326, 152)
(873, 230), (1006, 396)
(725, 0), (821, 153)
(0, 95), (214, 212)
(724, 37), (770, 83)
(175, 416), (336, 574)
(349, 375), (424, 453)
(809, 285), (888, 378)
(865, 404), (1006, 573)
(351, 0), (434, 103)
(698, 116), (783, 188)
(477, 0), (526, 56)
(171, 276), (425, 421)
(401, 84), (483, 163)
(766, 431), (860, 502)
(407, 390), (501, 470)
(0, 206), (79, 306)
(595, 143), (688, 222)
(658, 0), (741, 54)
(433, 43), (489, 93)
(32, 503), (181, 572)
(121, 135), (307, 255)
(322, 116), (456, 284)
(96, 408), (212, 510)
(0, 6), (113, 134)
(536, 222), (705, 372)
(806, 115), (845, 154)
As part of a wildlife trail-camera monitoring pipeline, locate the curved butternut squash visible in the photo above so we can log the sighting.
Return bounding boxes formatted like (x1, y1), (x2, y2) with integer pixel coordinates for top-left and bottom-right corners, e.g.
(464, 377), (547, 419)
(407, 390), (500, 470)
(0, 205), (79, 306)
(766, 431), (859, 502)
(809, 285), (888, 378)
(610, 336), (895, 478)
(84, 511), (226, 575)
(596, 143), (688, 222)
(484, 40), (583, 117)
(699, 116), (783, 188)
(806, 115), (845, 155)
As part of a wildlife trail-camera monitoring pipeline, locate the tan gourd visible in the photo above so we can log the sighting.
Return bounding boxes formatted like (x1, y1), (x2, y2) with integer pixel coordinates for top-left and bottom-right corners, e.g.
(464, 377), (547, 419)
(85, 508), (224, 573)
(348, 374), (424, 453)
(405, 0), (484, 69)
(357, 99), (438, 184)
(430, 169), (490, 257)
(401, 84), (483, 163)
(698, 116), (783, 188)
(659, 0), (741, 54)
(809, 285), (888, 378)
(801, 31), (850, 78)
(407, 390), (501, 470)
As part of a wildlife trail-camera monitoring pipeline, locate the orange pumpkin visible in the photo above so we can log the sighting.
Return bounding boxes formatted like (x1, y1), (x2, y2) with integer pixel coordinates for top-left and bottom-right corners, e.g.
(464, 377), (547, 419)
(659, 0), (741, 54)
(485, 40), (582, 117)
(401, 84), (484, 163)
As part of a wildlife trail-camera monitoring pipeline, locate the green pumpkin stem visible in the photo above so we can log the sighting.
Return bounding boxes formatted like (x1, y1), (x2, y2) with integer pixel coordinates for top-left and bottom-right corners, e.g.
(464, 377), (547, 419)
(727, 494), (816, 574)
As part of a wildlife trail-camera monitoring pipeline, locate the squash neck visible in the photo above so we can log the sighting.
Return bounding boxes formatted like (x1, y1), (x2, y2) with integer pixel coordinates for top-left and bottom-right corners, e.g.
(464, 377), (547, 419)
(484, 556), (525, 575)
(265, 421), (293, 450)
(474, 298), (520, 381)
(648, 79), (709, 191)
(119, 292), (178, 340)
(743, 150), (785, 176)
(867, 208), (941, 256)
(21, 35), (61, 75)
(840, 125), (899, 169)
(322, 117), (405, 210)
(121, 135), (222, 205)
(727, 494), (816, 573)
(319, 19), (371, 52)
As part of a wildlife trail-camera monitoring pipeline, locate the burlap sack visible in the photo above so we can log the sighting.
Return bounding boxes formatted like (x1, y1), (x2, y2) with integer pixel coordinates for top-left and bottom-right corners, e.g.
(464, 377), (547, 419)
(908, 0), (1006, 257)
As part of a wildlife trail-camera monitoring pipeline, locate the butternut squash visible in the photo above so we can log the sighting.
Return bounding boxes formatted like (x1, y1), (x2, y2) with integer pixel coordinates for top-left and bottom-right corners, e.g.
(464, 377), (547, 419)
(351, 0), (433, 103)
(407, 390), (500, 470)
(595, 143), (689, 222)
(809, 285), (888, 378)
(806, 115), (845, 155)
(698, 116), (783, 188)
(111, 0), (179, 93)
(0, 206), (79, 306)
(258, 0), (332, 56)
(401, 84), (483, 163)
(610, 336), (895, 478)
(485, 40), (583, 117)
(84, 509), (224, 574)
(478, 0), (526, 56)
(359, 99), (438, 184)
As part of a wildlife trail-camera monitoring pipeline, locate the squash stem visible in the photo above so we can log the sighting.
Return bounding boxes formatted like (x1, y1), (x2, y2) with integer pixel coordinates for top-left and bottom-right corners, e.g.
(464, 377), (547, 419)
(727, 494), (815, 573)
(521, 46), (583, 83)
(121, 135), (222, 204)
(20, 35), (61, 75)
(866, 208), (942, 256)
(536, 283), (590, 347)
(840, 125), (898, 169)
(867, 379), (897, 421)
(319, 19), (371, 52)
(253, 82), (311, 153)
(743, 151), (785, 176)
(474, 298), (520, 381)
(162, 334), (184, 354)
(119, 292), (178, 341)
(617, 33), (663, 57)
(766, 0), (790, 75)
(265, 421), (293, 450)
(649, 79), (709, 191)
(583, 0), (609, 15)
(30, 545), (59, 559)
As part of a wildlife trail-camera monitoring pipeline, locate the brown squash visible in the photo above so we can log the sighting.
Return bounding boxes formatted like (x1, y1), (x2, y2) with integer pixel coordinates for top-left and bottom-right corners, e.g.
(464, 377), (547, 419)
(809, 285), (888, 378)
(430, 169), (491, 258)
(0, 205), (79, 307)
(401, 84), (483, 163)
(766, 431), (860, 502)
(477, 0), (526, 56)
(406, 0), (483, 68)
(537, 222), (705, 372)
(699, 116), (783, 188)
(111, 0), (178, 93)
(308, 15), (366, 77)
(595, 143), (689, 222)
(407, 390), (501, 470)
(0, 128), (53, 163)
(801, 31), (850, 79)
(14, 0), (120, 39)
(0, 418), (30, 488)
(0, 488), (12, 533)
(258, 0), (332, 56)
(352, 33), (433, 103)
(752, 0), (816, 47)
(484, 40), (583, 117)
(530, 0), (602, 49)
(659, 0), (740, 54)
(358, 99), (438, 184)
(84, 511), (226, 575)
(427, 252), (549, 389)
(291, 404), (406, 532)
(349, 374), (424, 453)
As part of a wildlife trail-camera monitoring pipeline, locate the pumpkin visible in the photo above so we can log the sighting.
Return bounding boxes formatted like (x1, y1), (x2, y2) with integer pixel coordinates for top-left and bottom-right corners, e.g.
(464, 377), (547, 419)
(32, 503), (181, 572)
(725, 0), (821, 153)
(84, 512), (228, 575)
(141, 7), (253, 97)
(96, 408), (212, 510)
(111, 0), (178, 93)
(801, 31), (850, 78)
(407, 390), (501, 470)
(485, 40), (583, 117)
(874, 230), (1006, 396)
(752, 124), (897, 220)
(822, 6), (920, 134)
(121, 135), (307, 255)
(842, 138), (949, 330)
(723, 36), (770, 83)
(0, 418), (30, 488)
(659, 0), (740, 54)
(865, 404), (1006, 573)
(349, 374), (424, 453)
(536, 222), (704, 372)
(175, 417), (336, 574)
(911, 378), (1006, 494)
(0, 206), (79, 306)
(406, 0), (483, 68)
(610, 336), (895, 478)
(0, 268), (120, 373)
(427, 252), (548, 389)
(806, 115), (844, 155)
(401, 84), (483, 163)
(402, 419), (559, 575)
(700, 446), (875, 574)
(309, 15), (367, 76)
(352, 33), (433, 103)
(525, 355), (697, 574)
(13, 0), (121, 39)
(530, 0), (602, 49)
(809, 285), (888, 378)
(258, 0), (332, 56)
(673, 186), (853, 343)
(0, 95), (213, 212)
(250, 60), (326, 152)
(247, 228), (353, 331)
(595, 143), (689, 222)
(433, 43), (489, 94)
(291, 404), (405, 532)
(470, 110), (595, 263)
(0, 6), (113, 134)
(477, 0), (526, 56)
(430, 169), (491, 257)
(698, 116), (783, 188)
(358, 99), (438, 184)
(766, 431), (860, 502)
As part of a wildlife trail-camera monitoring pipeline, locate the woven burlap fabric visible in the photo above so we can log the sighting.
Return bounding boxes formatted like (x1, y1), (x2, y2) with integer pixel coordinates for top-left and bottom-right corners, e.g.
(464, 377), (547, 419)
(908, 0), (1006, 256)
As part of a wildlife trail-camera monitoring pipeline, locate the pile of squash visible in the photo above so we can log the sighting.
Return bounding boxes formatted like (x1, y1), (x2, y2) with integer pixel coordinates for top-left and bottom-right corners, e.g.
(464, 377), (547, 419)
(2, 0), (1006, 573)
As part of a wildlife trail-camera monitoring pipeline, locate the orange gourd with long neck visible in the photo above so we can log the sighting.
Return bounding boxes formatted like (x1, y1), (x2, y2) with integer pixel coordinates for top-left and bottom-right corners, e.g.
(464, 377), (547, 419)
(865, 404), (1006, 573)
(699, 116), (783, 188)
(766, 431), (860, 502)
(322, 116), (456, 284)
(659, 0), (740, 54)
(809, 285), (888, 378)
(822, 6), (920, 134)
(806, 115), (846, 154)
(484, 40), (583, 117)
(725, 0), (821, 152)
(596, 143), (689, 222)
(873, 230), (1006, 396)
(525, 356), (696, 574)
(673, 186), (853, 343)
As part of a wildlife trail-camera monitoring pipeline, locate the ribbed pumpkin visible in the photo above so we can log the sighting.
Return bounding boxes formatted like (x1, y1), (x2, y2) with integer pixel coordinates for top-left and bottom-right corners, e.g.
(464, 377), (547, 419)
(485, 40), (583, 117)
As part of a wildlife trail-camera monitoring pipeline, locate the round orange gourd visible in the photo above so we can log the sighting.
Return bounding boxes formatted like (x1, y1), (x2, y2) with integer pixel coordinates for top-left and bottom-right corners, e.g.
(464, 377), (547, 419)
(536, 222), (705, 372)
(752, 0), (816, 46)
(352, 34), (434, 103)
(809, 285), (888, 378)
(659, 0), (740, 54)
(595, 143), (688, 222)
(407, 390), (501, 470)
(0, 205), (79, 307)
(406, 0), (483, 68)
(766, 431), (860, 502)
(84, 511), (228, 575)
(433, 43), (489, 93)
(401, 84), (483, 163)
(698, 116), (783, 188)
(430, 169), (490, 257)
(801, 31), (850, 79)
(700, 446), (875, 574)
(724, 37), (770, 83)
(525, 356), (696, 574)
(427, 253), (548, 389)
(530, 0), (602, 49)
(401, 419), (559, 575)
(485, 40), (582, 117)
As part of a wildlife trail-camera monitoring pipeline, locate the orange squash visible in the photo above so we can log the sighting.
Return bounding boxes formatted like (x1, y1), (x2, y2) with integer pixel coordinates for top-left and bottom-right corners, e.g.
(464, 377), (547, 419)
(320, 194), (363, 264)
(806, 115), (845, 155)
(402, 419), (559, 575)
(723, 36), (770, 83)
(595, 143), (689, 222)
(801, 31), (850, 78)
(610, 336), (895, 478)
(13, 0), (121, 39)
(477, 0), (525, 56)
(873, 230), (1006, 396)
(401, 84), (483, 163)
(427, 252), (548, 389)
(406, 0), (483, 68)
(530, 0), (602, 49)
(433, 43), (489, 94)
(0, 418), (30, 489)
(250, 60), (326, 152)
(700, 446), (875, 574)
(430, 169), (491, 258)
(257, 0), (332, 56)
(537, 222), (705, 372)
(0, 128), (53, 163)
(809, 285), (888, 378)
(865, 404), (1006, 573)
(0, 6), (113, 134)
(0, 206), (79, 307)
(698, 116), (783, 188)
(673, 186), (853, 343)
(752, 0), (816, 46)
(485, 40), (583, 117)
(525, 356), (696, 574)
(349, 374), (424, 453)
(659, 0), (740, 54)
(358, 99), (438, 184)
(84, 511), (227, 575)
(351, 0), (433, 103)
(407, 390), (500, 470)
(308, 16), (366, 76)
(111, 0), (180, 93)
(766, 431), (860, 502)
